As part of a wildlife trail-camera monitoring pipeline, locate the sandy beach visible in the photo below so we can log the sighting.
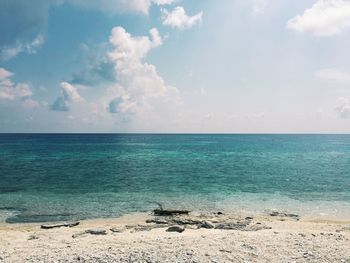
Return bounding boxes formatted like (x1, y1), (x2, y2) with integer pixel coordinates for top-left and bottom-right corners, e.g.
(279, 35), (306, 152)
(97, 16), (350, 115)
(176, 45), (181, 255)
(1, 211), (350, 263)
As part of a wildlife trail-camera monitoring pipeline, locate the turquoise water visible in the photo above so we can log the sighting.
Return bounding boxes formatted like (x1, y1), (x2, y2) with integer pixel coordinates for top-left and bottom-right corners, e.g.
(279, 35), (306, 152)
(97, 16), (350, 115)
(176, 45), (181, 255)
(1, 134), (350, 223)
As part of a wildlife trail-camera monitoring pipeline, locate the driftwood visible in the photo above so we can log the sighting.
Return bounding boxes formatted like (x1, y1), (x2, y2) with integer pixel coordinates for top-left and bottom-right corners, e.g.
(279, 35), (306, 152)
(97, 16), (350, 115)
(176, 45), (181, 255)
(153, 209), (190, 216)
(41, 221), (80, 229)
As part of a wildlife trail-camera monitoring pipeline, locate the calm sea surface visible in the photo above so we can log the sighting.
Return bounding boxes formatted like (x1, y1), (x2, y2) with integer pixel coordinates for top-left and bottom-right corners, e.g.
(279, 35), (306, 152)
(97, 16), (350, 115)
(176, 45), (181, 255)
(1, 134), (350, 223)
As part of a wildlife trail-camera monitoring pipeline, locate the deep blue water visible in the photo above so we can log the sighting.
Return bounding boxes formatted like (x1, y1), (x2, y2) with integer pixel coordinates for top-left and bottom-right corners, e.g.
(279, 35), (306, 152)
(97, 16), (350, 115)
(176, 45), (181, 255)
(1, 134), (350, 223)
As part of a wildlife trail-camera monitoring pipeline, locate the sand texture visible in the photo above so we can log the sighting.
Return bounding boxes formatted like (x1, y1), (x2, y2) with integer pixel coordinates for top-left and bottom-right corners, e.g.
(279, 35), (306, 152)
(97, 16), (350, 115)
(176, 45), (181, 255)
(0, 212), (350, 263)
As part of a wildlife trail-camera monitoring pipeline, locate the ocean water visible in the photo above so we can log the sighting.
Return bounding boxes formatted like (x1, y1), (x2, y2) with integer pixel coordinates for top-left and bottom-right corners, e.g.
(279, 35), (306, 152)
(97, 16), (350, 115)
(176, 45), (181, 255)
(0, 134), (350, 223)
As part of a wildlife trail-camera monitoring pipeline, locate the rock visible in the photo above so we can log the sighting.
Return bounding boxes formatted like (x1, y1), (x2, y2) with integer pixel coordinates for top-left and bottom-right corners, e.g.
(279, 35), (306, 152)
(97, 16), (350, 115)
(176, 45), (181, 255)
(217, 212), (223, 215)
(166, 226), (185, 233)
(85, 229), (107, 235)
(172, 218), (203, 226)
(245, 217), (254, 220)
(110, 227), (125, 233)
(215, 221), (249, 230)
(154, 209), (190, 216)
(73, 228), (107, 238)
(269, 211), (299, 219)
(199, 221), (214, 229)
(41, 221), (80, 229)
(146, 218), (169, 224)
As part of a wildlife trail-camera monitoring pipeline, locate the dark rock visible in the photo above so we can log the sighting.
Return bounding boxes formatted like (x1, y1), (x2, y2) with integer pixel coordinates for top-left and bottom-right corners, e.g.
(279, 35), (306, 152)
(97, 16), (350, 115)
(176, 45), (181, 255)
(166, 226), (185, 233)
(154, 209), (190, 216)
(85, 229), (107, 235)
(41, 221), (79, 229)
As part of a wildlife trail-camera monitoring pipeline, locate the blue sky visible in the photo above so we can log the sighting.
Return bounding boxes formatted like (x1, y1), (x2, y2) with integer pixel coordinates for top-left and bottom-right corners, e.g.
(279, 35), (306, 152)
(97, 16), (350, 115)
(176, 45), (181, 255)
(1, 0), (350, 133)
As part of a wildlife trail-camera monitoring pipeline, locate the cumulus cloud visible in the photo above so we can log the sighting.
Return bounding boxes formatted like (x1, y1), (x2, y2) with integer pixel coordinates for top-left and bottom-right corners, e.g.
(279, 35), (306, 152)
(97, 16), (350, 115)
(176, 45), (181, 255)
(0, 67), (39, 108)
(106, 26), (178, 115)
(287, 0), (350, 37)
(335, 97), (350, 118)
(70, 45), (117, 86)
(0, 0), (175, 61)
(161, 6), (203, 30)
(50, 82), (83, 112)
(315, 68), (350, 84)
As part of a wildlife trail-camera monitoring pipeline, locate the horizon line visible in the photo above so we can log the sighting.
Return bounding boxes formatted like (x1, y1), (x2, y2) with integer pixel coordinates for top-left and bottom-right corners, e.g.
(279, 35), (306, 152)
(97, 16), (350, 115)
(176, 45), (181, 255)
(1, 132), (350, 135)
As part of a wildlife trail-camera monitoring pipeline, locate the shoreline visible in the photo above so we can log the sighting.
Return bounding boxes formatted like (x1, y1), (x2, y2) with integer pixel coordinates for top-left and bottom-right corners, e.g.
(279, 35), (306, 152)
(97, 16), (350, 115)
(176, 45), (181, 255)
(1, 211), (350, 262)
(2, 208), (350, 228)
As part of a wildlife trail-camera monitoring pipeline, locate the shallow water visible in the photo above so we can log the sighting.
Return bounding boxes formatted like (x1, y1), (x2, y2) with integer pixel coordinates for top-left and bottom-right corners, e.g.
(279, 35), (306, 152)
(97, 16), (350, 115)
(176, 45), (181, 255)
(1, 134), (350, 223)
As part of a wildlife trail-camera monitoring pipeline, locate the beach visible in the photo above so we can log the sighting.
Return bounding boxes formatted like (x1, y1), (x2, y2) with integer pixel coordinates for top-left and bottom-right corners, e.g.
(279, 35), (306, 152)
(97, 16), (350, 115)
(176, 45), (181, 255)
(1, 211), (350, 263)
(1, 135), (350, 262)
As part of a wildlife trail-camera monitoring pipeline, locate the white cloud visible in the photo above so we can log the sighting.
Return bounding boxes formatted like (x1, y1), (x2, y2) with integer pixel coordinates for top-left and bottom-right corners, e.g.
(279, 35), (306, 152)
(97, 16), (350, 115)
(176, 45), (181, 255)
(0, 34), (45, 61)
(315, 68), (350, 84)
(0, 68), (13, 80)
(287, 0), (350, 37)
(161, 6), (203, 30)
(335, 97), (350, 118)
(50, 82), (83, 111)
(106, 27), (180, 116)
(69, 0), (175, 15)
(0, 68), (34, 101)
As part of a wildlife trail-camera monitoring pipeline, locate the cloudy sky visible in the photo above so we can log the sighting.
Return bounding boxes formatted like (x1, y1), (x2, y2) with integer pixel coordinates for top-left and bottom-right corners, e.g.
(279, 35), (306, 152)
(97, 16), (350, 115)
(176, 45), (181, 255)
(1, 0), (350, 133)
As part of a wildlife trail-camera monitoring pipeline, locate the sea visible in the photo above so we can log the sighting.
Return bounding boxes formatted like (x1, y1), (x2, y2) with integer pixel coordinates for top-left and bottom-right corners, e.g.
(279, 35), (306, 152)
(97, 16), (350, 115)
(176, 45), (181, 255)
(1, 134), (350, 223)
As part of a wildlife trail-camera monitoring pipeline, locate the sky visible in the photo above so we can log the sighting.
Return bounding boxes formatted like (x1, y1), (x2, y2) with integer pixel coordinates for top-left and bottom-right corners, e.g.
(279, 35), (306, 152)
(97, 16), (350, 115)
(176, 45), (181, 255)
(1, 0), (350, 133)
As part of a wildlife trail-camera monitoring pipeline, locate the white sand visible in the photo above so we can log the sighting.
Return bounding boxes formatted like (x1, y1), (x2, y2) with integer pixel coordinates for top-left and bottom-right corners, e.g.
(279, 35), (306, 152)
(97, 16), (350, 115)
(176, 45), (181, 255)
(0, 212), (350, 263)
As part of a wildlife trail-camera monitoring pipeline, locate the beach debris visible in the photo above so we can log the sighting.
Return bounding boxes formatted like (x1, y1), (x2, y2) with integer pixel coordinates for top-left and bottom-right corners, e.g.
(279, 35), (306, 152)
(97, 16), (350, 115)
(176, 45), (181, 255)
(41, 221), (80, 229)
(154, 209), (190, 216)
(166, 225), (185, 233)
